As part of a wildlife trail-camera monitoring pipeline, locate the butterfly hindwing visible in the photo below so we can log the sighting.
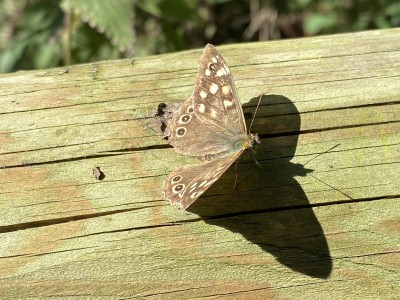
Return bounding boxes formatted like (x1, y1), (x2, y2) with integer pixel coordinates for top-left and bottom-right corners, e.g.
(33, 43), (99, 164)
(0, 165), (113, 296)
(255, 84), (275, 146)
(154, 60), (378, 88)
(167, 97), (240, 159)
(163, 152), (242, 210)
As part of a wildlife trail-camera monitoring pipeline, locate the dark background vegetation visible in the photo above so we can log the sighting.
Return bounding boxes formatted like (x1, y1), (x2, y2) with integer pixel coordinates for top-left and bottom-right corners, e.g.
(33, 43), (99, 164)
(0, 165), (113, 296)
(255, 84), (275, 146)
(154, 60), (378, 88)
(0, 0), (399, 73)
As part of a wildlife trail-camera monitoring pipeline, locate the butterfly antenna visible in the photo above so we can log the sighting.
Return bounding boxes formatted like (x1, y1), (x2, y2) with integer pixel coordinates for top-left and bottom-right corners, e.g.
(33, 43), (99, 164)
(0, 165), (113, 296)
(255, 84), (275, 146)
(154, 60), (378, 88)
(303, 143), (353, 200)
(303, 144), (341, 166)
(309, 173), (353, 200)
(249, 93), (265, 133)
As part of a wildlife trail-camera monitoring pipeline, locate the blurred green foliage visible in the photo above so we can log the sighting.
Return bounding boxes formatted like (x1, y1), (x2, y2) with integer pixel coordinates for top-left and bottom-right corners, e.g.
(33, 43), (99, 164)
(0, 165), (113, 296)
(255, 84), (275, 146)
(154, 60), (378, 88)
(0, 0), (399, 73)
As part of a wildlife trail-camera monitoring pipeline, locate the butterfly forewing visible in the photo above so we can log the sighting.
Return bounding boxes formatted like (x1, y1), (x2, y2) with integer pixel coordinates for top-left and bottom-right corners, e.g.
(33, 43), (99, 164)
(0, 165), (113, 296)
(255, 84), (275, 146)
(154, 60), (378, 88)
(166, 44), (249, 159)
(164, 152), (242, 210)
(192, 44), (247, 134)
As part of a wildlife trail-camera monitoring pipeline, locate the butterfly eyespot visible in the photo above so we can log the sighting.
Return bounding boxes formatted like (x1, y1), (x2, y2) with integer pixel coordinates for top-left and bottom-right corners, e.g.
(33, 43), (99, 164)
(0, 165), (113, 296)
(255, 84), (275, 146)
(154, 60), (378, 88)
(207, 62), (216, 71)
(172, 175), (182, 183)
(172, 184), (185, 194)
(187, 106), (194, 114)
(179, 114), (191, 124)
(176, 127), (186, 137)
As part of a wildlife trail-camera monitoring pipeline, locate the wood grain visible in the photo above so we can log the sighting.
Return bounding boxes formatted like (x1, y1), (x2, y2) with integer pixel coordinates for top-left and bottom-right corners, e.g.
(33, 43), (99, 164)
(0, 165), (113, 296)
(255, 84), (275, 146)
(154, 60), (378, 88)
(0, 28), (399, 299)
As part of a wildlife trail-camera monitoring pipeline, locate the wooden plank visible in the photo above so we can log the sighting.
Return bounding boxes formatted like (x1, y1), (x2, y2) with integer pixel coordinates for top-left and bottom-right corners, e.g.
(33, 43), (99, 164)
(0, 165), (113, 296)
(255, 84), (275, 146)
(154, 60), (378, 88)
(0, 28), (399, 299)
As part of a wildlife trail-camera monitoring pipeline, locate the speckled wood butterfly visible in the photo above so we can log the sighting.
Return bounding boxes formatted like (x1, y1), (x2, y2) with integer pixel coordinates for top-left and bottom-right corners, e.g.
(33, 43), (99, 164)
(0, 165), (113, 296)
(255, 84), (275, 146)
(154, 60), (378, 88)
(160, 44), (260, 210)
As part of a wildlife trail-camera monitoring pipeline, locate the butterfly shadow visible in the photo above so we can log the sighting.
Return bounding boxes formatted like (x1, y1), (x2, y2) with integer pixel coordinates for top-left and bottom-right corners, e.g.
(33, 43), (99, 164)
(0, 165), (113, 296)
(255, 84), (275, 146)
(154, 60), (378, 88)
(187, 95), (333, 279)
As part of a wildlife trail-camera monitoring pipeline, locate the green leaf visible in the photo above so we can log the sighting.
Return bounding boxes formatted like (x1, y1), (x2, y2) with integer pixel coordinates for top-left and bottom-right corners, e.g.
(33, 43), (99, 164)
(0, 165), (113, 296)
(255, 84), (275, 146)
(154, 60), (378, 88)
(0, 0), (62, 72)
(161, 20), (185, 50)
(136, 0), (164, 17)
(34, 43), (59, 69)
(304, 13), (338, 35)
(137, 0), (200, 21)
(0, 41), (26, 73)
(386, 2), (400, 16)
(60, 0), (135, 51)
(158, 0), (200, 22)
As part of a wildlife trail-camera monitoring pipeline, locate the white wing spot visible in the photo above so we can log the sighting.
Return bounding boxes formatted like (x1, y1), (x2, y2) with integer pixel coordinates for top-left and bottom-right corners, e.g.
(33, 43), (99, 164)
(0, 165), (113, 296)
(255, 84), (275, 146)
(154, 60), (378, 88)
(212, 170), (222, 178)
(200, 90), (207, 99)
(212, 57), (217, 63)
(216, 68), (226, 77)
(198, 180), (208, 187)
(210, 83), (218, 94)
(216, 166), (225, 172)
(204, 178), (218, 187)
(222, 85), (230, 95)
(199, 103), (206, 113)
(205, 69), (211, 76)
(210, 108), (217, 118)
(190, 190), (204, 199)
(224, 99), (233, 108)
(224, 64), (230, 74)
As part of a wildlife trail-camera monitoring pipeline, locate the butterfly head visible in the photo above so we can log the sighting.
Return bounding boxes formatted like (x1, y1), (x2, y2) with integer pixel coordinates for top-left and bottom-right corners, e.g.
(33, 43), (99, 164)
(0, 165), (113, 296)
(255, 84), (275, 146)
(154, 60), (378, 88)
(248, 133), (261, 148)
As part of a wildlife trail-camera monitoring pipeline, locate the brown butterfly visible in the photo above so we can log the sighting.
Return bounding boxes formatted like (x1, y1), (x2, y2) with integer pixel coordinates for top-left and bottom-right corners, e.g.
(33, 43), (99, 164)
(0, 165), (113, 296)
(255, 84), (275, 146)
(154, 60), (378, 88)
(161, 44), (260, 210)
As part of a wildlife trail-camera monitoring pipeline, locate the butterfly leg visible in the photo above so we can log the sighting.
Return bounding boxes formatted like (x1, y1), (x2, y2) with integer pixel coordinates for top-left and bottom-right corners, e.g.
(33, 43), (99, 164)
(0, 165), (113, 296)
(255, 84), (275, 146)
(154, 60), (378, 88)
(233, 156), (243, 190)
(250, 149), (262, 168)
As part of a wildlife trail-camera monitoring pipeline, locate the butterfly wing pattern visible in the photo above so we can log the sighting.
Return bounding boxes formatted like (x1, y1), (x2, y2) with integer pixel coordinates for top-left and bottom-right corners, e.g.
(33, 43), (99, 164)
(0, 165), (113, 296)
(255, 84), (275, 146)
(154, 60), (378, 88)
(163, 153), (242, 210)
(161, 44), (260, 210)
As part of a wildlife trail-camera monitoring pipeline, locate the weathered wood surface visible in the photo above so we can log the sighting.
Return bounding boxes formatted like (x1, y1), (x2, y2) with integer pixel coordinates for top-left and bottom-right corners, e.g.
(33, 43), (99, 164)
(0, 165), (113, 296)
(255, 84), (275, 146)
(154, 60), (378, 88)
(0, 28), (399, 299)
